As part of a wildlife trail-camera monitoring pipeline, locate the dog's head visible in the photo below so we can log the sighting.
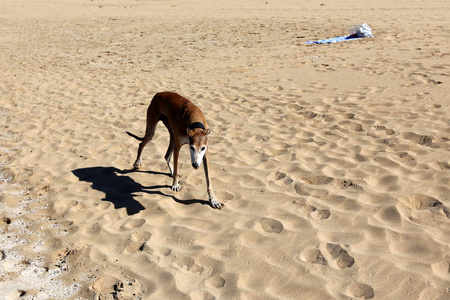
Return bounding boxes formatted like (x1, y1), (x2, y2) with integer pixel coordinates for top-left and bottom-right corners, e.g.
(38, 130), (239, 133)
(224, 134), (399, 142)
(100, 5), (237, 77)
(187, 128), (210, 169)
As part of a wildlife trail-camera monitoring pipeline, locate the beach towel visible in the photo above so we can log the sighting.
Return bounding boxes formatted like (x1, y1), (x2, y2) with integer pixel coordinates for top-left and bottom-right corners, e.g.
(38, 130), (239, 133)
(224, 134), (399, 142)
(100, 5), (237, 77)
(306, 23), (373, 45)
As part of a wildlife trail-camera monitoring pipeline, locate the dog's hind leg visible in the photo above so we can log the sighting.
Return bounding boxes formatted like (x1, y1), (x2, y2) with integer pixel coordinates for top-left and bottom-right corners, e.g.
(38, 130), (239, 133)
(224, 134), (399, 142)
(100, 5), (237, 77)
(161, 116), (175, 176)
(133, 113), (159, 169)
(164, 133), (175, 176)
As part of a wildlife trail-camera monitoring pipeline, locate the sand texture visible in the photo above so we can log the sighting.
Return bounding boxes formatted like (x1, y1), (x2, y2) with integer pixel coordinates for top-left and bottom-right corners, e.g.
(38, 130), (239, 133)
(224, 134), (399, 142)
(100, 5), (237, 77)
(1, 0), (449, 299)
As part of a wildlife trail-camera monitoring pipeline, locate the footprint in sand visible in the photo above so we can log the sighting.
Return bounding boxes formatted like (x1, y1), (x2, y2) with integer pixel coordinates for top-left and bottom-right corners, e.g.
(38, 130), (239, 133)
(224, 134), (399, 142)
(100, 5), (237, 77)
(374, 125), (395, 135)
(311, 209), (331, 220)
(342, 113), (355, 119)
(260, 218), (284, 234)
(333, 179), (362, 190)
(301, 203), (330, 220)
(174, 256), (204, 273)
(120, 218), (146, 231)
(122, 231), (152, 254)
(301, 203), (316, 213)
(347, 282), (374, 299)
(92, 275), (121, 295)
(131, 231), (152, 242)
(300, 175), (333, 185)
(92, 275), (142, 299)
(401, 132), (433, 146)
(348, 122), (363, 132)
(267, 171), (293, 186)
(205, 275), (226, 289)
(324, 243), (355, 269)
(300, 248), (327, 265)
(173, 256), (209, 294)
(399, 194), (442, 210)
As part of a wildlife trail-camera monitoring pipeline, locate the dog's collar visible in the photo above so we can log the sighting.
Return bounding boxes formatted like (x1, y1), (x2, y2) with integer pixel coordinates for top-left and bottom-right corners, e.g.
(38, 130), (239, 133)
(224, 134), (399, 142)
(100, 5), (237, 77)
(189, 122), (205, 130)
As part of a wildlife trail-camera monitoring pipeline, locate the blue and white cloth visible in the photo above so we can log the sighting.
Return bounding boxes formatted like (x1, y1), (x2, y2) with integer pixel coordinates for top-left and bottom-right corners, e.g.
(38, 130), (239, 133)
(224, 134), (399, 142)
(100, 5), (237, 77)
(305, 23), (373, 45)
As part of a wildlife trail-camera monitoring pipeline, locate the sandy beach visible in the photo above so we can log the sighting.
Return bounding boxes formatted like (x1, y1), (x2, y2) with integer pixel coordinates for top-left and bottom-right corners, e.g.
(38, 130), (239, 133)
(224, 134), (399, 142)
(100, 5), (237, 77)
(1, 0), (449, 299)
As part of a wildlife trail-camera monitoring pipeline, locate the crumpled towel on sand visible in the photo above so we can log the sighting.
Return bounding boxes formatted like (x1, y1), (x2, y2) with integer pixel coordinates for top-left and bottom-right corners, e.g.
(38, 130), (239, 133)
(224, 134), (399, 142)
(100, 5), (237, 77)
(305, 23), (373, 44)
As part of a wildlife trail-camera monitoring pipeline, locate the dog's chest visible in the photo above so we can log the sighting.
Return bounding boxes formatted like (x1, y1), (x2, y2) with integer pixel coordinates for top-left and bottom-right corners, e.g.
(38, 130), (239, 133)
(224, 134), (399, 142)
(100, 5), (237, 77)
(180, 136), (190, 145)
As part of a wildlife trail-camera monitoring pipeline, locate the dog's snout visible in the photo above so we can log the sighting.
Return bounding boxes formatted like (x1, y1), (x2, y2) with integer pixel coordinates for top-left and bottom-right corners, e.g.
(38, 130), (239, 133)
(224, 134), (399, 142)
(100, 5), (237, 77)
(192, 162), (199, 169)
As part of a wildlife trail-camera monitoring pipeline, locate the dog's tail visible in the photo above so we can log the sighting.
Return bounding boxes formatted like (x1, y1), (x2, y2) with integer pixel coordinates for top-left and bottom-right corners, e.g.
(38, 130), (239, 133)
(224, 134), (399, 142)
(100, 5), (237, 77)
(126, 131), (144, 141)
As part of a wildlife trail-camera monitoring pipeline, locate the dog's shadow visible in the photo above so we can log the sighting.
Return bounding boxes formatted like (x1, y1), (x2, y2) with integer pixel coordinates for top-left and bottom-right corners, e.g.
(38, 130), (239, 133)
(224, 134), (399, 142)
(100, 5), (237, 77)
(72, 167), (209, 216)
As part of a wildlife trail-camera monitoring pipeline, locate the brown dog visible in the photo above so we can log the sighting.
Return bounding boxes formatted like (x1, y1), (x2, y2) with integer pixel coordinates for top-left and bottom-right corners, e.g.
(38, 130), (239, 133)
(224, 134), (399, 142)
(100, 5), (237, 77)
(127, 92), (222, 209)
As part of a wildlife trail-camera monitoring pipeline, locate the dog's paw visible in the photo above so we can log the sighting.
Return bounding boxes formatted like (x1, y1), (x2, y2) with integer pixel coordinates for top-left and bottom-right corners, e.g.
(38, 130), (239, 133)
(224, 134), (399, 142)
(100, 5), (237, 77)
(210, 197), (223, 210)
(171, 184), (181, 192)
(133, 160), (142, 169)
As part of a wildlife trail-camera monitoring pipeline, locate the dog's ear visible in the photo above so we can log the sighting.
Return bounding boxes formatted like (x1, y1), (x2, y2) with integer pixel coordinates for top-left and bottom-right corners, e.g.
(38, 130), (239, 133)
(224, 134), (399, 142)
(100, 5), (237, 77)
(203, 129), (211, 136)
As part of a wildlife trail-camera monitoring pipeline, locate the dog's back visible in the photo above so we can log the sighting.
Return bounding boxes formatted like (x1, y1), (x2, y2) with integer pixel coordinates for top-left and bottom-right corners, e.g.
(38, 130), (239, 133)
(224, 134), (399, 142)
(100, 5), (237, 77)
(151, 91), (190, 110)
(150, 92), (206, 129)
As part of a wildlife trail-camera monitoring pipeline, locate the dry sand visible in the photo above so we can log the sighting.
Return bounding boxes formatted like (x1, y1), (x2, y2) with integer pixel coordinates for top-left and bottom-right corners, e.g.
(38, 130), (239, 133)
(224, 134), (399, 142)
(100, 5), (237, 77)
(1, 0), (449, 299)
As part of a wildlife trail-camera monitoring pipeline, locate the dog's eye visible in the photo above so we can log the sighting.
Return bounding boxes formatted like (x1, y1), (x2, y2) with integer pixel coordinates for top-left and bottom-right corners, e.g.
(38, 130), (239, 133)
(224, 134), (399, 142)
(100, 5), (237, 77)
(201, 146), (206, 151)
(190, 145), (195, 150)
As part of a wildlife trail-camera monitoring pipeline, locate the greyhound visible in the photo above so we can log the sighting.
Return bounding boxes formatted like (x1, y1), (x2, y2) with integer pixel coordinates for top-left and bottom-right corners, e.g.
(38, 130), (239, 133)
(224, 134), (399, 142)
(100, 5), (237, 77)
(127, 91), (222, 209)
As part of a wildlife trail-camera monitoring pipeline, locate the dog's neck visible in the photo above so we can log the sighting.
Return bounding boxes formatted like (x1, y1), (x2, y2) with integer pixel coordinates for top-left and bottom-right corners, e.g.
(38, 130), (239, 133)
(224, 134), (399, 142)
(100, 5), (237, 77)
(189, 122), (205, 130)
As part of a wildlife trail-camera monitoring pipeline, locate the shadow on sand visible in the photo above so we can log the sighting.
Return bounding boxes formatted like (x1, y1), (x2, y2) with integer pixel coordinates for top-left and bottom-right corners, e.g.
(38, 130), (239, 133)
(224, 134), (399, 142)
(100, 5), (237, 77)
(72, 167), (209, 215)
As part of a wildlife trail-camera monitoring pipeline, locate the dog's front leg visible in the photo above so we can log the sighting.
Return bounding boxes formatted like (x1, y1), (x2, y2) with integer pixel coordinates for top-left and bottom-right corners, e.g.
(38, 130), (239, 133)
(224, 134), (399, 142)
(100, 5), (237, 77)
(203, 152), (222, 209)
(171, 146), (181, 192)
